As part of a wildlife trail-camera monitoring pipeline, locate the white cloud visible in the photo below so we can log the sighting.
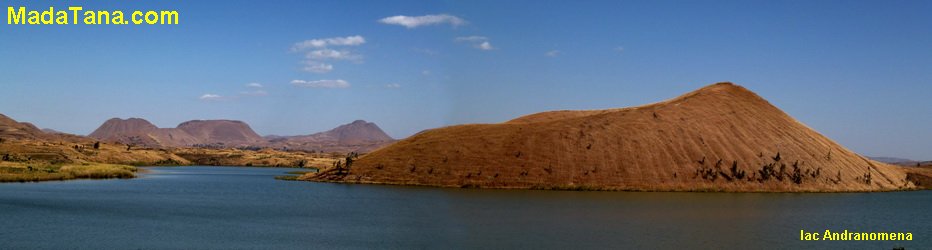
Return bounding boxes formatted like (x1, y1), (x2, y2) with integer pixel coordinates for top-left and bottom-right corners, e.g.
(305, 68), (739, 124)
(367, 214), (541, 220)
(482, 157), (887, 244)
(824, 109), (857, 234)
(291, 79), (351, 88)
(199, 94), (223, 101)
(545, 50), (561, 57)
(291, 36), (366, 74)
(291, 35), (366, 51)
(386, 83), (401, 88)
(305, 49), (361, 61)
(246, 83), (263, 88)
(302, 61), (334, 73)
(477, 41), (494, 50)
(615, 46), (625, 53)
(421, 70), (431, 76)
(455, 36), (495, 50)
(378, 14), (466, 28)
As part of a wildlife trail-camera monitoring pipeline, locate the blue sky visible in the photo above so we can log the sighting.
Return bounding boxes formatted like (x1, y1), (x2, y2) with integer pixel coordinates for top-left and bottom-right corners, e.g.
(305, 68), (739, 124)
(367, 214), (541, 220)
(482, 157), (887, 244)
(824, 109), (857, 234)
(1, 0), (930, 159)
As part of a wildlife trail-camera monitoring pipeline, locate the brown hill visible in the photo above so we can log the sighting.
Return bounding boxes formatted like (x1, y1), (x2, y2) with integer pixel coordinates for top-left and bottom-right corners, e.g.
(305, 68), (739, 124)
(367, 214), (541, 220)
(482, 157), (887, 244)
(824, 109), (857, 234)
(306, 82), (916, 192)
(319, 120), (394, 144)
(89, 118), (192, 147)
(89, 118), (260, 148)
(0, 114), (46, 140)
(176, 120), (264, 146)
(89, 118), (158, 137)
(268, 120), (395, 153)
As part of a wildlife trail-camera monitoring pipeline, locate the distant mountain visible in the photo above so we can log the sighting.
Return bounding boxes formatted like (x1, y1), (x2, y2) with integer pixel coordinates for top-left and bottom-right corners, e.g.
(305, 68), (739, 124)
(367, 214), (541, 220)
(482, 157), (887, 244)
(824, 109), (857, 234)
(869, 156), (915, 164)
(308, 120), (393, 144)
(870, 156), (932, 167)
(89, 118), (261, 148)
(87, 117), (394, 152)
(267, 120), (395, 153)
(177, 120), (264, 146)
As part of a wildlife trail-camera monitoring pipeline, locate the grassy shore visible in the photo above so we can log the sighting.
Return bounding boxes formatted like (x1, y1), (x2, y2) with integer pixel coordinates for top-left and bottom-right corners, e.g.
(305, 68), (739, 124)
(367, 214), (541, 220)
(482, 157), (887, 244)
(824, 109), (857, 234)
(0, 161), (137, 182)
(274, 169), (319, 181)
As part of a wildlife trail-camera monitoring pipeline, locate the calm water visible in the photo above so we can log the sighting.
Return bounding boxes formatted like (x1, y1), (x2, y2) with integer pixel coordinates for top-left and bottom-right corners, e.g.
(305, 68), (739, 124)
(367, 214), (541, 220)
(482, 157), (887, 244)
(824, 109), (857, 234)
(0, 166), (928, 249)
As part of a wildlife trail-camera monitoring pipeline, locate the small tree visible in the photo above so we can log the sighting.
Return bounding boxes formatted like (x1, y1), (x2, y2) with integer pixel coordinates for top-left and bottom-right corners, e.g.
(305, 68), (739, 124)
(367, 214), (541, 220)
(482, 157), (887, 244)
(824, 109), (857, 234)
(791, 164), (803, 184)
(333, 160), (344, 174)
(344, 152), (359, 172)
(93, 141), (100, 150)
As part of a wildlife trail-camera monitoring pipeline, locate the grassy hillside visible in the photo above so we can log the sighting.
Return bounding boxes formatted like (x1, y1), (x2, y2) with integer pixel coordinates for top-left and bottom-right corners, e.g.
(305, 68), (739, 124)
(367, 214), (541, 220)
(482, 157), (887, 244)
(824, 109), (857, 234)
(306, 83), (920, 192)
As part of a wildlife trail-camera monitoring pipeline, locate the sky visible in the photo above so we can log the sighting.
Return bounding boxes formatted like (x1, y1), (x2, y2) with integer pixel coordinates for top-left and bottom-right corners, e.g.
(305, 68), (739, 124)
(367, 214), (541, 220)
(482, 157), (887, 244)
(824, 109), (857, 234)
(1, 0), (930, 160)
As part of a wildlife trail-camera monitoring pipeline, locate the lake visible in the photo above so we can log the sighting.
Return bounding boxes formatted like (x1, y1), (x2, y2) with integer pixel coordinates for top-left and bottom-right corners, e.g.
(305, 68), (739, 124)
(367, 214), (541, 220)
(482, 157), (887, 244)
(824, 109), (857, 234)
(1, 166), (928, 249)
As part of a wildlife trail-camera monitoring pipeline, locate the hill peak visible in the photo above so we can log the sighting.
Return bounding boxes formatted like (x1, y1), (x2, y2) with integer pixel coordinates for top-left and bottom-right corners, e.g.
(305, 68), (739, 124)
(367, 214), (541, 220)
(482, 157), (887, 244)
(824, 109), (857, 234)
(681, 82), (756, 97)
(90, 117), (158, 138)
(177, 119), (246, 127)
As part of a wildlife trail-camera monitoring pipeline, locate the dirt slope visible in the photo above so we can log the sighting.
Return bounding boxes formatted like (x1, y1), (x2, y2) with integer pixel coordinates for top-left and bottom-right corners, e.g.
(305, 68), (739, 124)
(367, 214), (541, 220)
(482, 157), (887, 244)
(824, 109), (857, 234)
(306, 82), (915, 192)
(0, 114), (47, 140)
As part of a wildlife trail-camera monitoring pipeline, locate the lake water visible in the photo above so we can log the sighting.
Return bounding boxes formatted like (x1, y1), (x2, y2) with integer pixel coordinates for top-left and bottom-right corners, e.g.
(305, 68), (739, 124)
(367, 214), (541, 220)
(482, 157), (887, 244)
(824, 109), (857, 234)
(0, 166), (928, 249)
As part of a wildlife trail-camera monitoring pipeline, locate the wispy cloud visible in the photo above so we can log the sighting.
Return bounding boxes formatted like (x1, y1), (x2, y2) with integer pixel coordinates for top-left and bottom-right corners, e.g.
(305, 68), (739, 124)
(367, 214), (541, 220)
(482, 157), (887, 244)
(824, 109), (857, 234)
(455, 36), (495, 50)
(545, 50), (561, 57)
(301, 61), (334, 73)
(241, 82), (268, 96)
(386, 83), (401, 88)
(291, 36), (366, 73)
(454, 36), (487, 42)
(291, 79), (351, 88)
(199, 94), (223, 101)
(379, 14), (466, 28)
(201, 83), (269, 101)
(614, 46), (625, 53)
(305, 48), (362, 61)
(291, 36), (366, 51)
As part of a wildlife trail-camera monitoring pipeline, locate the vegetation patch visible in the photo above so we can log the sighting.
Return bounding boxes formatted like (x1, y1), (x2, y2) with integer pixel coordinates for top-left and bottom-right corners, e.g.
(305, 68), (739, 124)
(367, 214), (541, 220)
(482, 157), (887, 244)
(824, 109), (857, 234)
(0, 161), (136, 182)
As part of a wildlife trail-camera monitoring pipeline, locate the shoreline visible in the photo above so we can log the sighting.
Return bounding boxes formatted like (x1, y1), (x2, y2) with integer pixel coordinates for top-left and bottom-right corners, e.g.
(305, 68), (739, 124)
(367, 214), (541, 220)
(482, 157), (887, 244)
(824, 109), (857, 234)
(302, 177), (928, 193)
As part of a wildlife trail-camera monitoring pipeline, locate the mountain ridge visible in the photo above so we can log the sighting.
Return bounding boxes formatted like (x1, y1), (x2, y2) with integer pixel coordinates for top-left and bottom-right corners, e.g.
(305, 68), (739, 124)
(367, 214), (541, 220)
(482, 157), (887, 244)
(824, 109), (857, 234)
(88, 117), (394, 152)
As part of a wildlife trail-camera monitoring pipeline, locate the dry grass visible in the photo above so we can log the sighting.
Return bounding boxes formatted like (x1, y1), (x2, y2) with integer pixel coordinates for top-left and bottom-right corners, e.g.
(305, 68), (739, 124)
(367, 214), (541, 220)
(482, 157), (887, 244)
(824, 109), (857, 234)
(307, 82), (917, 192)
(0, 161), (136, 182)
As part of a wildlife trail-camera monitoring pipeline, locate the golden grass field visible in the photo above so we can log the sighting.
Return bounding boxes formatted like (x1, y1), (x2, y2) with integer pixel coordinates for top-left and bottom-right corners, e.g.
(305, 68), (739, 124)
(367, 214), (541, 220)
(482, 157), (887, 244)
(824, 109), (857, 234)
(0, 161), (136, 182)
(0, 137), (341, 182)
